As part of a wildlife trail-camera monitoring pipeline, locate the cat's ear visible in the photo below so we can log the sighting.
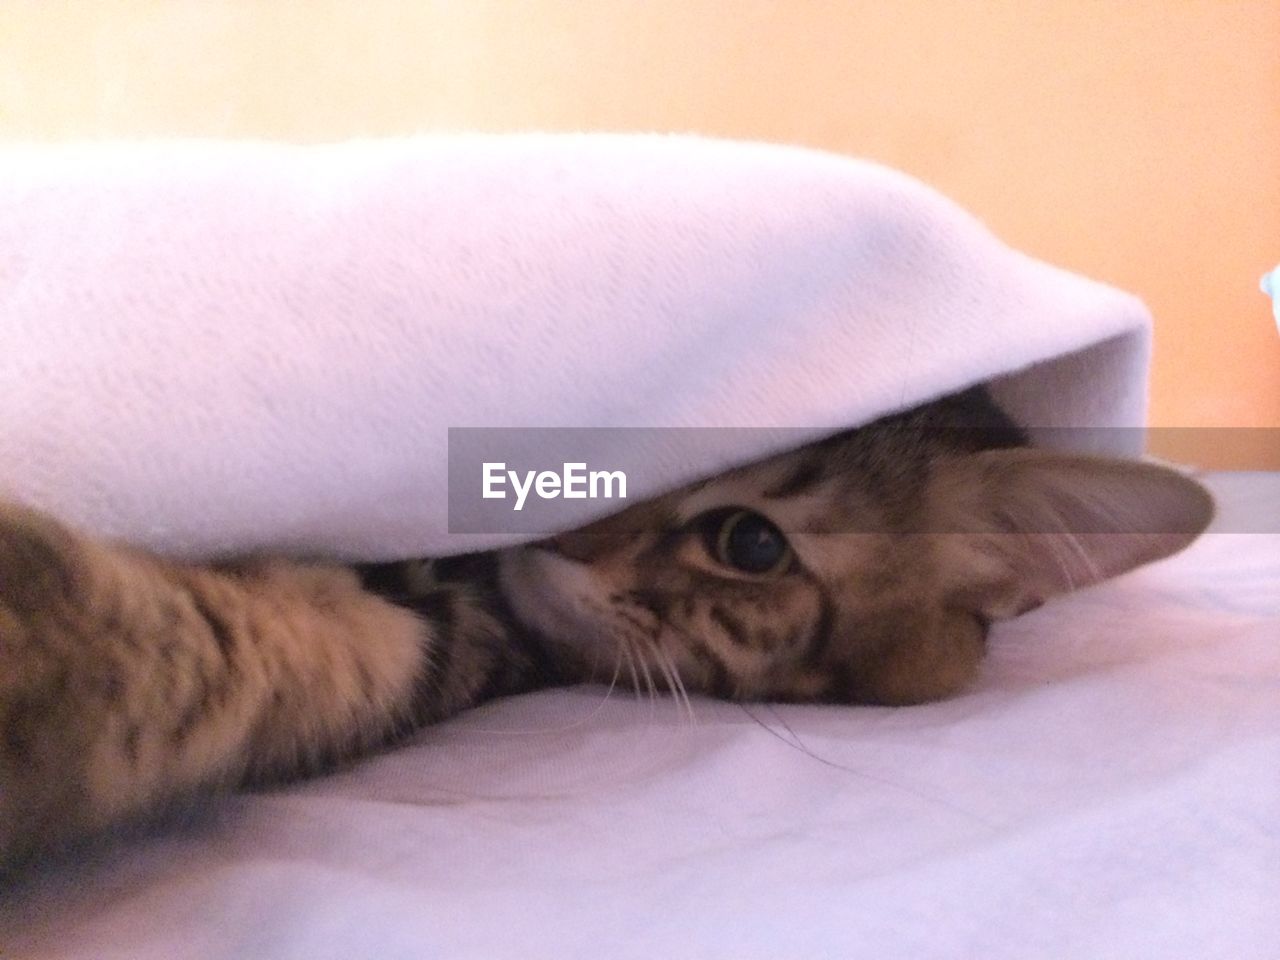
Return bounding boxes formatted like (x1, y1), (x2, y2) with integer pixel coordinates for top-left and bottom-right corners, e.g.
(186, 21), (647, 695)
(936, 448), (1214, 620)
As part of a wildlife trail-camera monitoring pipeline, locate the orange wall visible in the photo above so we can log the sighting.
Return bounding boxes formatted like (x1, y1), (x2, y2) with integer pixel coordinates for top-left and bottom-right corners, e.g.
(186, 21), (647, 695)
(2, 1), (1277, 463)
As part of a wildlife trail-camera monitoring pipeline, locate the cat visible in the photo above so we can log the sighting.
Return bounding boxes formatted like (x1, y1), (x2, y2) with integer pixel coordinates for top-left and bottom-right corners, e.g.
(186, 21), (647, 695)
(0, 387), (1213, 869)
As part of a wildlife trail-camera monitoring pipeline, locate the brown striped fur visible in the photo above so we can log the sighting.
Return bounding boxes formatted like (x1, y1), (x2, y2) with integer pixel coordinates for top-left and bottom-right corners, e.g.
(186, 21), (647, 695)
(0, 388), (1213, 868)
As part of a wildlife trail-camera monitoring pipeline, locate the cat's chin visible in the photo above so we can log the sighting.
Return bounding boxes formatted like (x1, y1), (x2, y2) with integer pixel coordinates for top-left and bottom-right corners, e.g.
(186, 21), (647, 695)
(496, 546), (610, 662)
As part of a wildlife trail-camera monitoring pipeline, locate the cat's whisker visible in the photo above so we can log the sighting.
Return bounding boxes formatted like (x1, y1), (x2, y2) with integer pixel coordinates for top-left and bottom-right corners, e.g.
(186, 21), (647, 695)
(655, 641), (697, 727)
(615, 630), (659, 723)
(738, 703), (998, 828)
(645, 636), (694, 727)
(643, 636), (674, 701)
(615, 631), (642, 698)
(664, 656), (693, 725)
(633, 638), (661, 720)
(642, 636), (673, 697)
(450, 651), (627, 738)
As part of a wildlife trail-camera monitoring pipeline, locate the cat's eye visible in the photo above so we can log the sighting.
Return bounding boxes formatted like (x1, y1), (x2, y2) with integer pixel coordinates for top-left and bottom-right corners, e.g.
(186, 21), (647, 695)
(701, 509), (792, 576)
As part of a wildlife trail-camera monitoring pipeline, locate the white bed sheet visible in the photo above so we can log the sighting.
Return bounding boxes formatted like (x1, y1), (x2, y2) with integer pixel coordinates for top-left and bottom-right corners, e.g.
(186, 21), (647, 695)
(3, 472), (1277, 959)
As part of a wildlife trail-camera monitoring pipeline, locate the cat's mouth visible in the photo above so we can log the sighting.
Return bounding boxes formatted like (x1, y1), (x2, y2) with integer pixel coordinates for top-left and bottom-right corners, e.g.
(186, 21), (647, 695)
(497, 544), (603, 652)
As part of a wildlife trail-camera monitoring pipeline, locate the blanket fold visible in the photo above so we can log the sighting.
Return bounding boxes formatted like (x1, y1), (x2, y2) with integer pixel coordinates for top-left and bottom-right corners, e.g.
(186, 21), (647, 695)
(0, 135), (1150, 559)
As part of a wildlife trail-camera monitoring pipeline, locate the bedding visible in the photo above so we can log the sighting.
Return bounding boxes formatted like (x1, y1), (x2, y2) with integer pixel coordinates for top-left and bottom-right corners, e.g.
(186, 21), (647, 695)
(1, 471), (1276, 959)
(1, 135), (1149, 559)
(0, 136), (1272, 957)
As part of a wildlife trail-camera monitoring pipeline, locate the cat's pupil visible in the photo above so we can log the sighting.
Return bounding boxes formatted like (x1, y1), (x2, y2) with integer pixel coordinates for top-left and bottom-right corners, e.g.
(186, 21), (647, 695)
(717, 510), (789, 575)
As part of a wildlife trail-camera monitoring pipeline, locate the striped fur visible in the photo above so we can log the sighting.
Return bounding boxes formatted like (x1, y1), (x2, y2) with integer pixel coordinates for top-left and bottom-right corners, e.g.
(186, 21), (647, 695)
(0, 388), (1212, 867)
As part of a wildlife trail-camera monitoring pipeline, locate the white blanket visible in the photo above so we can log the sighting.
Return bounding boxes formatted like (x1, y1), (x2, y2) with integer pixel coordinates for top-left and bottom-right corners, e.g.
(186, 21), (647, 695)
(0, 135), (1150, 559)
(3, 472), (1277, 958)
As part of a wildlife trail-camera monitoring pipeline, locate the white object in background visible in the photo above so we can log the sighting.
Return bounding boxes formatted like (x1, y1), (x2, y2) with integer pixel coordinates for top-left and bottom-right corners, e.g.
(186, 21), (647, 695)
(1262, 264), (1280, 332)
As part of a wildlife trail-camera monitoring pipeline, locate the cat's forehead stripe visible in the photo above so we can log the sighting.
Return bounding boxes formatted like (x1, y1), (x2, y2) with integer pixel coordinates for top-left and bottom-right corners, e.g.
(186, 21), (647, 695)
(763, 451), (828, 499)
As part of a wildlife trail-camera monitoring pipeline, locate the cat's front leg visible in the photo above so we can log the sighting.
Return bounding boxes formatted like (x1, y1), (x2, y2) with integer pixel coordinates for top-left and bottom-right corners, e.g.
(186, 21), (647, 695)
(0, 502), (428, 869)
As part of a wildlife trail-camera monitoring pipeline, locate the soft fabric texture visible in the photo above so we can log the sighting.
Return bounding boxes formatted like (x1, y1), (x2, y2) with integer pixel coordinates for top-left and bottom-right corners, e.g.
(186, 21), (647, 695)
(3, 472), (1277, 959)
(0, 135), (1150, 559)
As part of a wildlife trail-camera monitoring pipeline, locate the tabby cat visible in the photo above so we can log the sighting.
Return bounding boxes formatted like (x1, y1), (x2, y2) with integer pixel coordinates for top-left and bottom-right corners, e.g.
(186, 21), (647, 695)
(0, 387), (1212, 869)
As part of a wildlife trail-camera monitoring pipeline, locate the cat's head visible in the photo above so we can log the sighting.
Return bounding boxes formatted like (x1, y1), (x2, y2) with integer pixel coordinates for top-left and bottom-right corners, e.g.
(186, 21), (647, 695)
(498, 390), (1213, 706)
